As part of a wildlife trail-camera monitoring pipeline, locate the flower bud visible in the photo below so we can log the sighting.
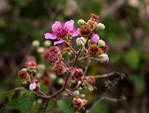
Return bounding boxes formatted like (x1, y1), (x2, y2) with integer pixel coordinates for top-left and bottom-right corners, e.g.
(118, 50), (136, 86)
(38, 64), (46, 71)
(96, 23), (105, 30)
(53, 64), (66, 75)
(98, 39), (105, 47)
(36, 73), (42, 79)
(68, 33), (73, 40)
(76, 37), (86, 47)
(44, 40), (51, 47)
(90, 34), (100, 44)
(58, 78), (64, 85)
(51, 73), (57, 80)
(78, 87), (83, 91)
(32, 40), (40, 48)
(26, 61), (38, 72)
(86, 75), (95, 85)
(78, 19), (85, 25)
(74, 91), (80, 97)
(80, 94), (85, 98)
(48, 54), (58, 63)
(37, 47), (44, 54)
(37, 99), (43, 104)
(99, 53), (109, 63)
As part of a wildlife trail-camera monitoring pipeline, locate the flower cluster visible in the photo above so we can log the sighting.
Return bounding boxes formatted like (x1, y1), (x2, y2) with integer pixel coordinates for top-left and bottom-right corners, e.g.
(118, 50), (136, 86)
(16, 14), (110, 113)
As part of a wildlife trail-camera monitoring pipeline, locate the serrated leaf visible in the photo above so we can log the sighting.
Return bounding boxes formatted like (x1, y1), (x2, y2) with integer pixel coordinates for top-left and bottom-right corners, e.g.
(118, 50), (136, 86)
(3, 87), (24, 101)
(6, 99), (19, 109)
(57, 99), (75, 113)
(19, 91), (35, 113)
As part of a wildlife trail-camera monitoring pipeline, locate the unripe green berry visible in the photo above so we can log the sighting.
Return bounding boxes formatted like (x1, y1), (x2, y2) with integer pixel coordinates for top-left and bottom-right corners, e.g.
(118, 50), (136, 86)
(78, 19), (85, 25)
(96, 23), (105, 30)
(98, 40), (105, 47)
(44, 40), (51, 47)
(32, 40), (40, 48)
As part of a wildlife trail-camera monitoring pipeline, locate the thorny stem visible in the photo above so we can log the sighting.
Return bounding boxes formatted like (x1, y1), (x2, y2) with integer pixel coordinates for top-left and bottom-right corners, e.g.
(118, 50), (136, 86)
(65, 41), (77, 55)
(41, 47), (83, 113)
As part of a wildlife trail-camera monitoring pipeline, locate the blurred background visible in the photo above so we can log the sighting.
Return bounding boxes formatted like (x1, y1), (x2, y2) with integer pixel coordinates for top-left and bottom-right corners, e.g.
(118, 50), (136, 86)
(0, 0), (149, 113)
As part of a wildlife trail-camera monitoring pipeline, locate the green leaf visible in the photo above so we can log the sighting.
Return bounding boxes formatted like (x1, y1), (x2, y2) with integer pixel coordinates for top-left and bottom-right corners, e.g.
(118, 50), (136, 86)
(133, 75), (145, 94)
(19, 91), (35, 113)
(80, 52), (85, 57)
(123, 49), (140, 70)
(3, 87), (24, 101)
(6, 99), (19, 109)
(57, 99), (75, 113)
(40, 84), (49, 94)
(90, 103), (108, 113)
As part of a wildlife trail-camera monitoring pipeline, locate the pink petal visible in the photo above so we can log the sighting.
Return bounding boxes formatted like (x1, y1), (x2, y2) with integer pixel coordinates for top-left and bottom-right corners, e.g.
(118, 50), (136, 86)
(44, 33), (57, 40)
(73, 28), (80, 37)
(54, 39), (65, 45)
(29, 83), (36, 91)
(52, 21), (63, 33)
(63, 20), (74, 33)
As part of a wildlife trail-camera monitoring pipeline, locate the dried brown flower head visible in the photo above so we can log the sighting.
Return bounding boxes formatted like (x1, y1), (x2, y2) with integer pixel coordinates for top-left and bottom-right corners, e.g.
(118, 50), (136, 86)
(43, 77), (51, 86)
(88, 45), (103, 56)
(100, 43), (109, 53)
(90, 13), (100, 22)
(18, 70), (29, 80)
(74, 69), (84, 79)
(53, 64), (66, 75)
(73, 98), (83, 109)
(80, 25), (92, 38)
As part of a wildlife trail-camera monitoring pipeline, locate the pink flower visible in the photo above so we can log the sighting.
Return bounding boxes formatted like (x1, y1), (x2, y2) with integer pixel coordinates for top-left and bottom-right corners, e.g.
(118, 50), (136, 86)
(45, 20), (80, 45)
(90, 34), (100, 44)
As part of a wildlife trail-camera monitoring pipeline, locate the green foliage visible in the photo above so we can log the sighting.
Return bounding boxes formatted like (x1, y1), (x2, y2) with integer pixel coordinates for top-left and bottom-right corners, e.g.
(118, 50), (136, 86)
(57, 99), (75, 113)
(3, 87), (24, 101)
(133, 75), (145, 94)
(6, 99), (19, 109)
(19, 91), (35, 113)
(123, 49), (140, 70)
(40, 84), (49, 94)
(90, 103), (108, 113)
